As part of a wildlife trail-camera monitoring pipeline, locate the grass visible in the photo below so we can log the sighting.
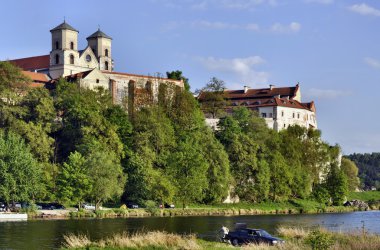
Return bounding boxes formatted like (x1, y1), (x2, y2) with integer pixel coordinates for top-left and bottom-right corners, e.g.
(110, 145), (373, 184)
(62, 227), (380, 250)
(347, 191), (380, 202)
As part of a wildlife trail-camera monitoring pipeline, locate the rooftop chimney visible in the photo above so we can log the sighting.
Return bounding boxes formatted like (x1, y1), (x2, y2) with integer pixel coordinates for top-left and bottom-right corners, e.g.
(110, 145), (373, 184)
(244, 86), (249, 93)
(269, 84), (275, 90)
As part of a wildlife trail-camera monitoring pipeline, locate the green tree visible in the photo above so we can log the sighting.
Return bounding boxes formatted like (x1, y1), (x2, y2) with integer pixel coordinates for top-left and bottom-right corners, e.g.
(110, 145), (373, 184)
(166, 70), (190, 91)
(57, 151), (91, 208)
(86, 146), (126, 210)
(168, 136), (208, 208)
(0, 131), (43, 208)
(340, 157), (360, 191)
(268, 151), (292, 201)
(326, 164), (348, 206)
(198, 77), (228, 119)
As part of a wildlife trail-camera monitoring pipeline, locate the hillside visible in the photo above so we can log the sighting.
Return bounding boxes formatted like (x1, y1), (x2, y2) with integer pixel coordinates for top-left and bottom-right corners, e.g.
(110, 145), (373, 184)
(346, 153), (380, 190)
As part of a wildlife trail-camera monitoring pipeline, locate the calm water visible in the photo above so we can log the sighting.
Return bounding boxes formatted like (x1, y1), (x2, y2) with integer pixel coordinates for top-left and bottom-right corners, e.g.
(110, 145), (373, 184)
(0, 211), (379, 249)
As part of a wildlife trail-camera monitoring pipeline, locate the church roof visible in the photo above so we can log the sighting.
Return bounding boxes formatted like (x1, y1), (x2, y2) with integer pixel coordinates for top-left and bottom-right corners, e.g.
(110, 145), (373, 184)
(8, 55), (50, 71)
(87, 29), (112, 40)
(50, 21), (78, 32)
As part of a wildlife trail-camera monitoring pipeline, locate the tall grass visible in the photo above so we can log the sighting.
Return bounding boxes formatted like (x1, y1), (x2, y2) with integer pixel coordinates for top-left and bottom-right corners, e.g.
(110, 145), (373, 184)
(63, 231), (200, 250)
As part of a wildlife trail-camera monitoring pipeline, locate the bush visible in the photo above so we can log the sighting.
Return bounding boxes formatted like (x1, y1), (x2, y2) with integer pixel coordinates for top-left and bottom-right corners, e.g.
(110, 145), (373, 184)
(305, 229), (334, 250)
(145, 200), (159, 215)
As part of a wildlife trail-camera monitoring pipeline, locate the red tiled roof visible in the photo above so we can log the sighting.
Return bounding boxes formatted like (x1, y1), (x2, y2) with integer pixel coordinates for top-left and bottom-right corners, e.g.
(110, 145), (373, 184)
(198, 85), (298, 101)
(224, 97), (313, 111)
(64, 69), (93, 81)
(9, 55), (50, 71)
(22, 71), (49, 83)
(104, 71), (182, 83)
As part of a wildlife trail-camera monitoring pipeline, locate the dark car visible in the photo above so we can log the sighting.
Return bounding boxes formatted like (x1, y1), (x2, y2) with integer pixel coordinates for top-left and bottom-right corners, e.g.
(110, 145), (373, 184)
(225, 226), (284, 246)
(37, 202), (65, 210)
(126, 203), (139, 209)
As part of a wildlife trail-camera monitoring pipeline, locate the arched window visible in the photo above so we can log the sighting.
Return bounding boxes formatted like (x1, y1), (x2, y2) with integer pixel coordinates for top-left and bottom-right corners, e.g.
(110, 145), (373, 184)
(70, 42), (74, 50)
(70, 54), (74, 64)
(105, 61), (109, 70)
(105, 49), (109, 57)
(55, 41), (59, 49)
(55, 54), (60, 64)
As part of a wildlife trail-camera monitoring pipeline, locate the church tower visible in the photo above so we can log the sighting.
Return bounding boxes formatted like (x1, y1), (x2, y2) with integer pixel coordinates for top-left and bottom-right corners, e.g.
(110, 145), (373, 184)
(86, 29), (113, 72)
(49, 21), (80, 79)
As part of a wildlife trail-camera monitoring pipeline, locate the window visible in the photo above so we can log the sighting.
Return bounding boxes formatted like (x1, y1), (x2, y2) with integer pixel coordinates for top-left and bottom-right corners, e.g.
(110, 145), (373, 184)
(105, 49), (109, 57)
(284, 124), (286, 128)
(293, 113), (295, 118)
(281, 111), (284, 117)
(55, 41), (59, 49)
(70, 42), (74, 50)
(105, 61), (109, 70)
(96, 79), (100, 83)
(55, 54), (59, 64)
(69, 54), (74, 64)
(297, 113), (300, 119)
(86, 55), (91, 62)
(269, 113), (273, 118)
(261, 113), (267, 118)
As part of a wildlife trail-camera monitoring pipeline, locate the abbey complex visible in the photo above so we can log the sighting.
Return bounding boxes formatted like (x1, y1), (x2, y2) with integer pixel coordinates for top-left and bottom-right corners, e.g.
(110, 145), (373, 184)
(6, 21), (317, 131)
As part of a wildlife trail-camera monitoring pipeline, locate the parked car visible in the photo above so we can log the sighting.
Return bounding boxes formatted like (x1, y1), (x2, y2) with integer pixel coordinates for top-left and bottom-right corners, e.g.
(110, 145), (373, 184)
(126, 203), (139, 209)
(0, 202), (6, 211)
(223, 224), (284, 246)
(36, 203), (65, 210)
(82, 203), (96, 210)
(164, 203), (175, 209)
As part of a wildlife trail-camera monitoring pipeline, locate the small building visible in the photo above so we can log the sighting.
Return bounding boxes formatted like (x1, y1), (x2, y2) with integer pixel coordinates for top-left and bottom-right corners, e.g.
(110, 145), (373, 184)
(198, 84), (317, 131)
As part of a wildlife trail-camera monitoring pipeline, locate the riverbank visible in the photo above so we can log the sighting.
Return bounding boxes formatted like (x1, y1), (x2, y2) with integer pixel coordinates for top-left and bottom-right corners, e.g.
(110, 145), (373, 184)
(62, 227), (380, 249)
(29, 198), (379, 219)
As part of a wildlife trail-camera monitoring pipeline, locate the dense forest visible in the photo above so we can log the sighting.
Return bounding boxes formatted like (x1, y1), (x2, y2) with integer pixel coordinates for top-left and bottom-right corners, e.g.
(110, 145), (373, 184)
(0, 61), (358, 209)
(346, 153), (380, 190)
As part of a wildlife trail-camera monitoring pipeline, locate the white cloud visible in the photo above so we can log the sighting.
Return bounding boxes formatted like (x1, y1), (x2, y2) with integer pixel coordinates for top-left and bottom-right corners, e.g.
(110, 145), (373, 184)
(191, 20), (239, 29)
(191, 20), (260, 31)
(306, 88), (351, 99)
(305, 0), (334, 4)
(348, 3), (380, 17)
(198, 56), (269, 86)
(364, 57), (380, 69)
(271, 22), (301, 33)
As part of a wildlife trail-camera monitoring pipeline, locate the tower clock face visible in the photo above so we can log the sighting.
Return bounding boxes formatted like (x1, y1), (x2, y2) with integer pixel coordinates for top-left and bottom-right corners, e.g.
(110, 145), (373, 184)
(86, 55), (92, 62)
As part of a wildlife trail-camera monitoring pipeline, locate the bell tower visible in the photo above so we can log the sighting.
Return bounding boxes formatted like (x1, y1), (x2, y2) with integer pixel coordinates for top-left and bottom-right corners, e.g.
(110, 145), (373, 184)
(49, 21), (79, 79)
(86, 28), (113, 72)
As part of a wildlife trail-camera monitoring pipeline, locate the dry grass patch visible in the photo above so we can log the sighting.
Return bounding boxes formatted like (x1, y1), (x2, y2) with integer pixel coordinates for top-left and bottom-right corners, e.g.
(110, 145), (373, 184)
(277, 226), (310, 239)
(63, 231), (200, 250)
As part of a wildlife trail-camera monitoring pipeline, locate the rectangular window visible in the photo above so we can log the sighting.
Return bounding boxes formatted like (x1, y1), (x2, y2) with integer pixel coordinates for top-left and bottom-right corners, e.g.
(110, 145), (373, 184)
(282, 111), (284, 117)
(261, 113), (267, 118)
(96, 79), (100, 83)
(297, 113), (300, 119)
(293, 113), (295, 118)
(269, 113), (273, 118)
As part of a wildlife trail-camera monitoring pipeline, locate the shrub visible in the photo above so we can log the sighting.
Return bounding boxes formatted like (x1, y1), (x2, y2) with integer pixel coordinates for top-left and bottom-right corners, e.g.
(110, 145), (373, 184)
(305, 229), (334, 250)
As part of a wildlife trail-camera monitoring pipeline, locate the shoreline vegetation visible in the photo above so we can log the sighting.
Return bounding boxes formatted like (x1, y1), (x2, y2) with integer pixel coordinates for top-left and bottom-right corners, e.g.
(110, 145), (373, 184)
(62, 227), (380, 250)
(27, 191), (380, 219)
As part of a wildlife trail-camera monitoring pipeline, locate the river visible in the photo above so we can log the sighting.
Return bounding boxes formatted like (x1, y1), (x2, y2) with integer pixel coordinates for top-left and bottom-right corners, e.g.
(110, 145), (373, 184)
(0, 211), (379, 249)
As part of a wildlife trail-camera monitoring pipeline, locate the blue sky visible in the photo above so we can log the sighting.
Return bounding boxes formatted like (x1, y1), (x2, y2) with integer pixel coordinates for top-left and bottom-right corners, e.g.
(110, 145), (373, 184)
(1, 0), (379, 154)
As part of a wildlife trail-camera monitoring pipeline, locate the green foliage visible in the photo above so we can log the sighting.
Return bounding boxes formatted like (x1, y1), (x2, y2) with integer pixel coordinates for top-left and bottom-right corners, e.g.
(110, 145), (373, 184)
(57, 151), (91, 207)
(305, 229), (334, 250)
(346, 152), (380, 190)
(312, 184), (330, 206)
(0, 61), (29, 93)
(0, 131), (43, 205)
(326, 165), (348, 206)
(168, 136), (208, 208)
(340, 157), (360, 191)
(166, 70), (190, 91)
(347, 191), (380, 201)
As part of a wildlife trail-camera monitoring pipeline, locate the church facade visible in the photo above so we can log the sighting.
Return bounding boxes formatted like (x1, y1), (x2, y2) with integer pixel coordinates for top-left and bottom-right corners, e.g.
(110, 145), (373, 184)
(8, 21), (184, 109)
